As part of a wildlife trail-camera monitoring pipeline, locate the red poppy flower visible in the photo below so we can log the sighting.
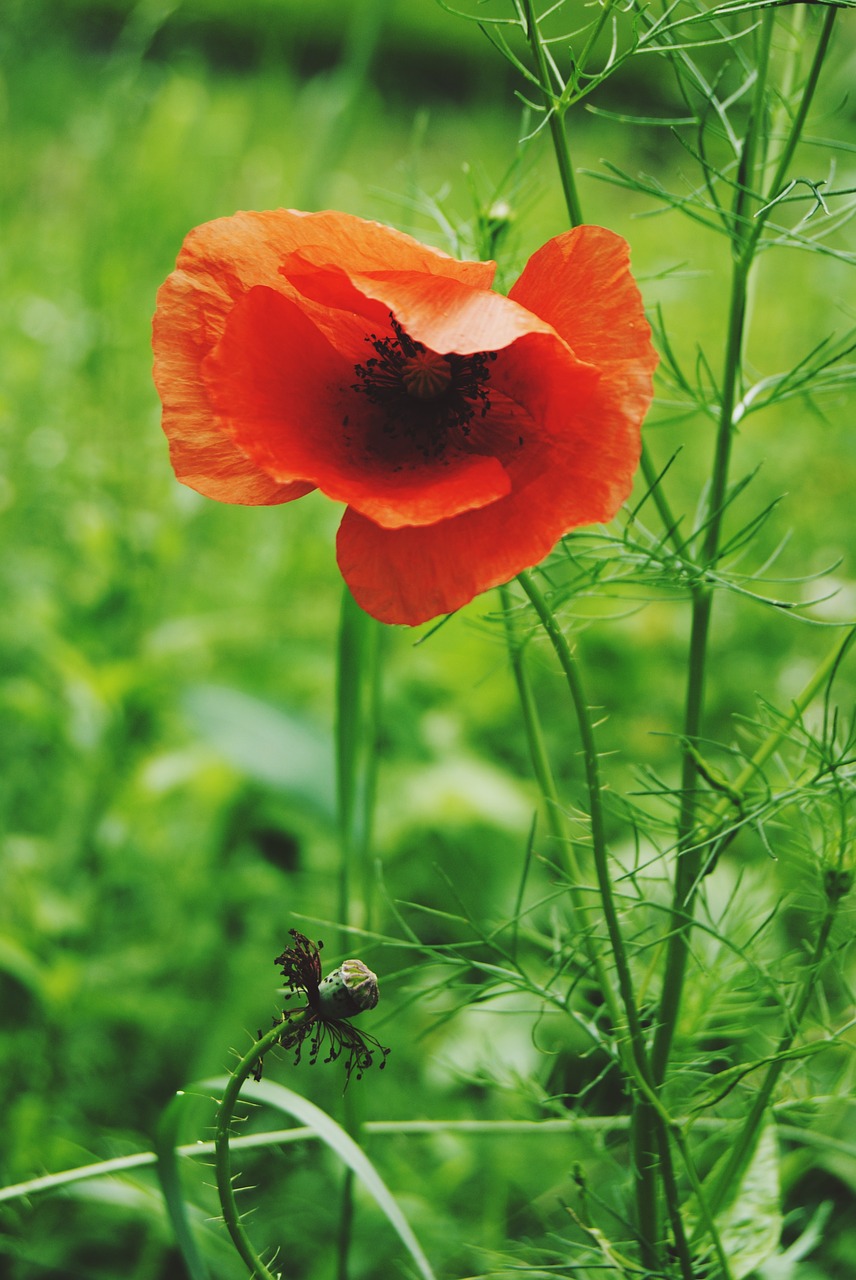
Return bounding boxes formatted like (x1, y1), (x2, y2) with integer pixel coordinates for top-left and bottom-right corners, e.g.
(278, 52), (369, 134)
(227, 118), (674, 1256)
(153, 209), (657, 625)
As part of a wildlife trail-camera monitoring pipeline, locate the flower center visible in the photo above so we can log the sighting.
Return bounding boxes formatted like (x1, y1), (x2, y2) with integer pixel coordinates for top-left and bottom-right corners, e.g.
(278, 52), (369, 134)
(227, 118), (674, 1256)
(352, 316), (496, 461)
(401, 350), (453, 400)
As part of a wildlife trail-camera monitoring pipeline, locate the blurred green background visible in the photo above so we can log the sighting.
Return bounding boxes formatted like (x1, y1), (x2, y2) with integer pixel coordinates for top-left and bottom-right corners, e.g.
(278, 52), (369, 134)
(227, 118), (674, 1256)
(1, 1), (855, 1277)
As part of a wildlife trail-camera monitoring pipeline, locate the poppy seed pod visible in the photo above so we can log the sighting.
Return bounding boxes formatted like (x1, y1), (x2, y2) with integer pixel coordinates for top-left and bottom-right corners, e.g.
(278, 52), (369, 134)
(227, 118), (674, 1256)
(272, 930), (389, 1085)
(317, 959), (380, 1020)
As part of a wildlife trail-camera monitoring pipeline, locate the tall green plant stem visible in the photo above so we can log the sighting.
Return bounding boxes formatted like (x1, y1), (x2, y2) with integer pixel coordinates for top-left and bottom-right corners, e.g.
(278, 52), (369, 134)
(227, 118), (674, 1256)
(632, 20), (778, 1252)
(516, 3), (670, 1255)
(500, 587), (637, 1068)
(516, 574), (648, 1074)
(499, 586), (587, 884)
(630, 15), (840, 1262)
(651, 0), (839, 1088)
(215, 1018), (311, 1280)
(336, 587), (383, 942)
(335, 588), (383, 1280)
(514, 571), (700, 1277)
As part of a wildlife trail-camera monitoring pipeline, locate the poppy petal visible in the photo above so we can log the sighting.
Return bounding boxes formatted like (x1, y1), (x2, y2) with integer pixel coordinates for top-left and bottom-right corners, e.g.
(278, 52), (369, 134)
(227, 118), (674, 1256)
(283, 258), (557, 357)
(154, 210), (657, 624)
(154, 209), (494, 503)
(509, 225), (658, 406)
(153, 272), (312, 504)
(202, 286), (513, 528)
(336, 329), (634, 626)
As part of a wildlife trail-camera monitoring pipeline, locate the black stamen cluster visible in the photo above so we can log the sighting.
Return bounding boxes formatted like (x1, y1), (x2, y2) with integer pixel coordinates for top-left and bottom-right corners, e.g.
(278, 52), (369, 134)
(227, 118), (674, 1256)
(269, 930), (390, 1087)
(352, 315), (496, 462)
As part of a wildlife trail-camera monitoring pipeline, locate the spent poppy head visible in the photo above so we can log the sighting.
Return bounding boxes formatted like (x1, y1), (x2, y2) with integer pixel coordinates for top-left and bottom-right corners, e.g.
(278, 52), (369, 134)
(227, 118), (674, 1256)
(271, 930), (389, 1086)
(153, 209), (657, 625)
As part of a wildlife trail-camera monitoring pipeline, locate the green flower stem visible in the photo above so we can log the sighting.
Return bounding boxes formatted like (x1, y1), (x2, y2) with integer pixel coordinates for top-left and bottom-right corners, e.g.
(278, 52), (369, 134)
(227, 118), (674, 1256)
(335, 587), (383, 1280)
(336, 587), (383, 941)
(499, 586), (625, 1040)
(521, 0), (583, 229)
(499, 585), (584, 876)
(634, 20), (839, 1260)
(514, 572), (711, 1274)
(732, 10), (776, 240)
(747, 5), (838, 259)
(516, 572), (647, 1058)
(215, 1016), (311, 1280)
(631, 107), (759, 1265)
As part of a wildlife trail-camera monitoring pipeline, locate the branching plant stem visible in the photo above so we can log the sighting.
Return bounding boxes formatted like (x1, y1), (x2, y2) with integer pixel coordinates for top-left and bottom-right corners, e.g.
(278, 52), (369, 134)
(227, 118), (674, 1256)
(514, 6), (842, 1273)
(632, 14), (841, 1271)
(521, 0), (583, 228)
(651, 0), (841, 1091)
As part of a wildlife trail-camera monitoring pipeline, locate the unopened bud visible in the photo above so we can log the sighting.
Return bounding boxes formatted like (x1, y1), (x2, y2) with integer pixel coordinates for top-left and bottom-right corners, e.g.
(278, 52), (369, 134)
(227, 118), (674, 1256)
(317, 959), (379, 1021)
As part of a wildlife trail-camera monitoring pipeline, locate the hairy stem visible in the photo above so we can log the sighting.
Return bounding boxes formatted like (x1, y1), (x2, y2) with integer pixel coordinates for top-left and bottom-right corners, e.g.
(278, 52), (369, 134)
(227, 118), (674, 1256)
(514, 571), (695, 1271)
(516, 573), (647, 1060)
(215, 1018), (310, 1280)
(651, 0), (840, 1089)
(336, 587), (383, 942)
(335, 588), (384, 1280)
(499, 584), (584, 874)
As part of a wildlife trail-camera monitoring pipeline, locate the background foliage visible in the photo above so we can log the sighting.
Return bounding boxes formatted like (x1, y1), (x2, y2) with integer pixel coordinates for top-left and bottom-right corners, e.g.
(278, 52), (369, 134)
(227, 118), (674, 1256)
(1, 1), (854, 1277)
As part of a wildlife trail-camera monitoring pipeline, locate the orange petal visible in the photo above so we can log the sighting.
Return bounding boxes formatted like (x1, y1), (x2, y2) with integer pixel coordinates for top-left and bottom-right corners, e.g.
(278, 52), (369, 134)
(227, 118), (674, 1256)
(284, 258), (555, 356)
(154, 208), (494, 504)
(509, 225), (658, 413)
(153, 272), (312, 504)
(336, 327), (643, 625)
(202, 287), (513, 528)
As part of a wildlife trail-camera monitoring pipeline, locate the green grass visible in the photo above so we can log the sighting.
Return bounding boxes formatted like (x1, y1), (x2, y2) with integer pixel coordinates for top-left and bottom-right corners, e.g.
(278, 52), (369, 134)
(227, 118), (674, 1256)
(1, 4), (855, 1278)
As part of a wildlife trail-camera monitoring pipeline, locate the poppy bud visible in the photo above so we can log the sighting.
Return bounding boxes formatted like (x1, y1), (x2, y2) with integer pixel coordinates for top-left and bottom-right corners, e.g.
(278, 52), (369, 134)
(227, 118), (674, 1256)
(317, 959), (380, 1020)
(481, 199), (514, 256)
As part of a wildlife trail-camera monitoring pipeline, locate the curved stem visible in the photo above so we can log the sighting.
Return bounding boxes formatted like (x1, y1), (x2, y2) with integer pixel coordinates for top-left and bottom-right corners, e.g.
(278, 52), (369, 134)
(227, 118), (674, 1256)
(516, 572), (648, 1065)
(514, 571), (706, 1274)
(651, 1), (839, 1089)
(215, 1016), (311, 1280)
(499, 585), (582, 870)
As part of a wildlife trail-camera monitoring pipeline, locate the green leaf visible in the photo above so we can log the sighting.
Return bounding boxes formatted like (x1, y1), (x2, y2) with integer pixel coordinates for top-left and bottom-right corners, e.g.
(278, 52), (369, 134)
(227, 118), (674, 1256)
(183, 684), (335, 817)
